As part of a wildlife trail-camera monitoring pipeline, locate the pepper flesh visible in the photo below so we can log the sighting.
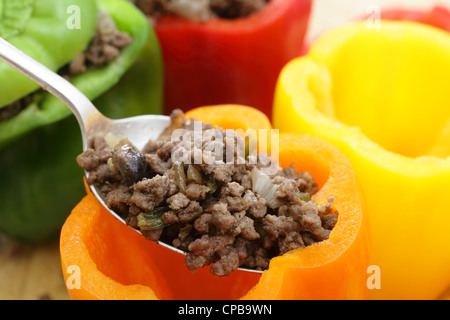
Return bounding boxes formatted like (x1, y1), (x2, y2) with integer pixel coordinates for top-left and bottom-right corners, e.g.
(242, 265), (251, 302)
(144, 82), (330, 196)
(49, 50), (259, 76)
(0, 0), (97, 109)
(273, 21), (450, 299)
(152, 0), (311, 117)
(0, 0), (163, 242)
(379, 6), (450, 32)
(60, 105), (368, 300)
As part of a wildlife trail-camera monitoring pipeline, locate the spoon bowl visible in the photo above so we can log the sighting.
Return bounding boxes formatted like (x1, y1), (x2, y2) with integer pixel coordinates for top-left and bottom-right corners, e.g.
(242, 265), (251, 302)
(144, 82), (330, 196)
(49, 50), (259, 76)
(0, 37), (261, 274)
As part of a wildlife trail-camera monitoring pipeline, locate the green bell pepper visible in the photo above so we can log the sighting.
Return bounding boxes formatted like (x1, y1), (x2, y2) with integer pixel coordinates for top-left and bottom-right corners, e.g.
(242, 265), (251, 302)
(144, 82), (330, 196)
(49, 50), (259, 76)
(0, 0), (163, 243)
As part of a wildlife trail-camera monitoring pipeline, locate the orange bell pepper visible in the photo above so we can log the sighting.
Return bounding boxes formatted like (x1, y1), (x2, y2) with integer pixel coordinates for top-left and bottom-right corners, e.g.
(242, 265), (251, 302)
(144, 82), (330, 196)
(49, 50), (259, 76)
(60, 105), (368, 300)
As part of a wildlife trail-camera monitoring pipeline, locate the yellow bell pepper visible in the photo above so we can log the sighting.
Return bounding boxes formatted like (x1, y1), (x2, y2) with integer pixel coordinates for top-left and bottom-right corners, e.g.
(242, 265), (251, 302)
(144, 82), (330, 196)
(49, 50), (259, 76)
(273, 21), (450, 300)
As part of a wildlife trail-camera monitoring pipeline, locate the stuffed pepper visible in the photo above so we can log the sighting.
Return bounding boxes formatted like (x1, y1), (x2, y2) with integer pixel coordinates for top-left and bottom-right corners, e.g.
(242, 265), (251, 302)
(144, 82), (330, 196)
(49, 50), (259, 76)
(0, 0), (163, 243)
(377, 5), (450, 32)
(273, 21), (450, 299)
(130, 0), (311, 117)
(61, 105), (368, 300)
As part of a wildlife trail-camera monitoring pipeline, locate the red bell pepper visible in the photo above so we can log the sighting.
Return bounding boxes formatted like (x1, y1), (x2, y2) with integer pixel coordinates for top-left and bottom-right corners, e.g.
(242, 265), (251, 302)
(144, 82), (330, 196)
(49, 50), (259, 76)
(153, 0), (312, 117)
(300, 5), (450, 56)
(380, 6), (450, 32)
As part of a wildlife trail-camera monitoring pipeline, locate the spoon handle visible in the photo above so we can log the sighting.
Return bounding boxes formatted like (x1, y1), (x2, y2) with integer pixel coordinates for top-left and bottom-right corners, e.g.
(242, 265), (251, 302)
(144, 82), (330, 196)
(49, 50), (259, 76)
(0, 37), (102, 149)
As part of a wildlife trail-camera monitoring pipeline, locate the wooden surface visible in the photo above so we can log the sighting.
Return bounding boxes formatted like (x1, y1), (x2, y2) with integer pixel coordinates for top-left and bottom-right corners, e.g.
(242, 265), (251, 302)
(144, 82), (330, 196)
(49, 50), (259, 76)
(0, 236), (69, 300)
(0, 0), (449, 300)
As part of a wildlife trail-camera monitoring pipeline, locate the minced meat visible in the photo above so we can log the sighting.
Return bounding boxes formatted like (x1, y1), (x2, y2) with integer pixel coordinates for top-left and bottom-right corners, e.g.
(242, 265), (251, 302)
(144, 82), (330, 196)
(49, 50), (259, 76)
(67, 12), (132, 76)
(129, 0), (271, 22)
(77, 110), (339, 277)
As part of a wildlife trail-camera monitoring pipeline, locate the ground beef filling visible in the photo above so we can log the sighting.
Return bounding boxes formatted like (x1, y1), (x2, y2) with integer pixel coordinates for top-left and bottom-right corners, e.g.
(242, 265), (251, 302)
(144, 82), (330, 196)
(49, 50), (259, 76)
(0, 95), (34, 121)
(77, 110), (339, 277)
(66, 12), (132, 76)
(130, 0), (270, 22)
(0, 12), (132, 122)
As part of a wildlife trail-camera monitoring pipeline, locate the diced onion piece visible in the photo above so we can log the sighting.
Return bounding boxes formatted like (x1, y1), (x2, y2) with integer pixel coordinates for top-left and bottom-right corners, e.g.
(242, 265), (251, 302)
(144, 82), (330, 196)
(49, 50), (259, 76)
(104, 132), (120, 149)
(174, 163), (187, 193)
(187, 165), (204, 184)
(251, 167), (281, 209)
(107, 157), (117, 173)
(137, 207), (168, 231)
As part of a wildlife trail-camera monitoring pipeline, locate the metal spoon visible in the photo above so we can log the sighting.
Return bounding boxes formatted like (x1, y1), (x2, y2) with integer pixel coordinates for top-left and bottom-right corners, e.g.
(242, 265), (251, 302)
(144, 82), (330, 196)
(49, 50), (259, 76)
(0, 37), (261, 274)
